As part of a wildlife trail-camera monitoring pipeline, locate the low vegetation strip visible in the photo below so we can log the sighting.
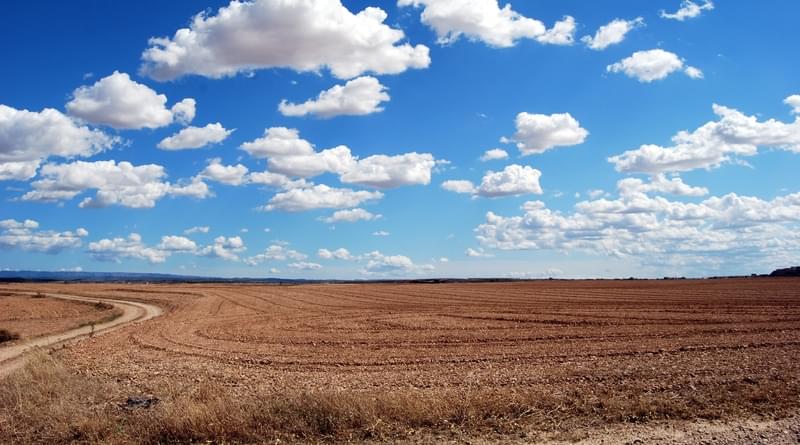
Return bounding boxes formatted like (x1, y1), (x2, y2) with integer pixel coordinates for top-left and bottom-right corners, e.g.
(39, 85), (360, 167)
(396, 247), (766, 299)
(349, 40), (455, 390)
(0, 278), (798, 443)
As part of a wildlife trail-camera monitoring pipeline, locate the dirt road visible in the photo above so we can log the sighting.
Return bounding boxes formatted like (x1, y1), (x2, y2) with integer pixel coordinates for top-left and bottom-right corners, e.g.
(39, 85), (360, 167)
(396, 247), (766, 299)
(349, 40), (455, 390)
(0, 292), (162, 377)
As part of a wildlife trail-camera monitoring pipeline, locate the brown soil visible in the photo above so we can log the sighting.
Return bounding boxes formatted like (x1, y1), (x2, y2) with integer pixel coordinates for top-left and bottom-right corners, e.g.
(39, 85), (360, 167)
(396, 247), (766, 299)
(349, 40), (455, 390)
(0, 291), (121, 341)
(1, 278), (799, 444)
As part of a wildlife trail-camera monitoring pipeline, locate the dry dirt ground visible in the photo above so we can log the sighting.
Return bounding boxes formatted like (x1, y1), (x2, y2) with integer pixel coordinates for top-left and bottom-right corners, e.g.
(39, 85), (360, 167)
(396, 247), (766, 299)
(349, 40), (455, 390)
(0, 291), (121, 341)
(1, 278), (799, 444)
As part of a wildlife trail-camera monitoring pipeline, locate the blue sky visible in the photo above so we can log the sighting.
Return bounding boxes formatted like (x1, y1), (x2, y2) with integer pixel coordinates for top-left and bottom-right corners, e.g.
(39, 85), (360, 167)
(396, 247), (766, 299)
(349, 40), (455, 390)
(1, 0), (799, 278)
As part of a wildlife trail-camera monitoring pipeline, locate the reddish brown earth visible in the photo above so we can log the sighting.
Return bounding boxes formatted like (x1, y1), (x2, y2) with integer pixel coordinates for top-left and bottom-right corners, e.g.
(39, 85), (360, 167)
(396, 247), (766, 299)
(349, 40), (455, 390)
(1, 278), (799, 444)
(0, 291), (121, 341)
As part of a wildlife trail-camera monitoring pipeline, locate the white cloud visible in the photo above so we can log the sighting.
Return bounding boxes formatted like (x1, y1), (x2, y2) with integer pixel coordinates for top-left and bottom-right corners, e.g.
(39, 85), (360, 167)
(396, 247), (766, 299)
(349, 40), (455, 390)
(536, 16), (577, 45)
(442, 165), (542, 197)
(361, 250), (433, 274)
(339, 152), (436, 188)
(279, 76), (389, 118)
(587, 189), (606, 199)
(581, 17), (644, 50)
(246, 244), (306, 265)
(684, 66), (704, 79)
(200, 158), (249, 185)
(398, 0), (575, 47)
(609, 101), (800, 174)
(198, 236), (246, 261)
(465, 247), (494, 258)
(0, 161), (41, 181)
(66, 71), (195, 129)
(476, 164), (543, 197)
(372, 230), (390, 236)
(247, 170), (306, 189)
(288, 261), (322, 270)
(480, 148), (509, 162)
(321, 208), (382, 223)
(242, 127), (438, 188)
(158, 123), (233, 150)
(474, 179), (800, 273)
(263, 183), (383, 212)
(784, 95), (800, 114)
(617, 175), (708, 197)
(157, 235), (198, 252)
(21, 160), (211, 208)
(0, 219), (88, 253)
(88, 233), (169, 264)
(660, 0), (714, 21)
(140, 0), (430, 81)
(318, 248), (353, 260)
(184, 226), (210, 235)
(441, 179), (477, 194)
(241, 127), (316, 158)
(502, 112), (588, 155)
(607, 49), (701, 82)
(0, 105), (116, 180)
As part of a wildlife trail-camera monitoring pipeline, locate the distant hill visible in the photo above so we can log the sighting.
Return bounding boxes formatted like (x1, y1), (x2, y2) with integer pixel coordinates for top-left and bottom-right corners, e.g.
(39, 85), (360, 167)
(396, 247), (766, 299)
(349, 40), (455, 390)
(0, 270), (306, 284)
(770, 266), (800, 277)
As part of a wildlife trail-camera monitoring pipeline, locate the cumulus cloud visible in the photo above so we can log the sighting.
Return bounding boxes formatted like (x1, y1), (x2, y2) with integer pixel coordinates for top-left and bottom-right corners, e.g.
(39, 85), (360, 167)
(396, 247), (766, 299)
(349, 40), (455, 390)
(288, 261), (322, 270)
(88, 233), (169, 264)
(607, 49), (702, 82)
(475, 164), (543, 197)
(0, 219), (88, 253)
(158, 123), (233, 150)
(480, 148), (508, 161)
(88, 232), (247, 264)
(465, 247), (494, 258)
(441, 179), (477, 194)
(0, 161), (42, 182)
(361, 250), (433, 274)
(339, 152), (437, 188)
(398, 0), (575, 47)
(184, 226), (210, 235)
(66, 71), (195, 129)
(21, 160), (211, 208)
(279, 76), (389, 118)
(372, 230), (390, 236)
(609, 101), (800, 174)
(0, 105), (116, 180)
(245, 244), (306, 265)
(581, 17), (644, 50)
(140, 0), (430, 81)
(617, 174), (708, 197)
(198, 236), (246, 261)
(502, 112), (588, 155)
(474, 180), (800, 272)
(242, 127), (438, 188)
(321, 208), (382, 223)
(660, 0), (714, 21)
(263, 183), (383, 212)
(318, 248), (353, 260)
(157, 235), (198, 252)
(442, 165), (543, 198)
(785, 95), (800, 114)
(200, 158), (249, 186)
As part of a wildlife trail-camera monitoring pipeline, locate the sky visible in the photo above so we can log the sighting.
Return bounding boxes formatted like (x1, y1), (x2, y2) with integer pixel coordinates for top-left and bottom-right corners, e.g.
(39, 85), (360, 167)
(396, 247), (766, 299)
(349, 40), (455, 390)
(1, 0), (799, 279)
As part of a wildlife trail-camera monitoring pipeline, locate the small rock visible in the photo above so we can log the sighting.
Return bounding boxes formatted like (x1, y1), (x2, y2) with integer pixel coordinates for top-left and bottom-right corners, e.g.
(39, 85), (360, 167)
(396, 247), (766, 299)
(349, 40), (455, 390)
(123, 395), (159, 409)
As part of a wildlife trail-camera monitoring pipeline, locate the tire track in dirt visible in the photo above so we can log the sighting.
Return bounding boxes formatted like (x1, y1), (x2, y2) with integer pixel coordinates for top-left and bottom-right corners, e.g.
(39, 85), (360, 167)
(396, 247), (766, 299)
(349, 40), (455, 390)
(0, 292), (162, 377)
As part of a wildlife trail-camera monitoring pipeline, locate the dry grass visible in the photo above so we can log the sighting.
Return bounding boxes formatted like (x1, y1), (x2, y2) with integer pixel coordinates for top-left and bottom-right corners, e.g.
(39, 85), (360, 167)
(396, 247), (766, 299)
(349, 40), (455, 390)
(1, 352), (798, 445)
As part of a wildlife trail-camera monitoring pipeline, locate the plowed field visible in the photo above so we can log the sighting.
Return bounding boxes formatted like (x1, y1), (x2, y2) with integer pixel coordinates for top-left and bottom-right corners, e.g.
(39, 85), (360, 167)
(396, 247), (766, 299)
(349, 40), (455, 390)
(2, 278), (800, 444)
(0, 291), (120, 341)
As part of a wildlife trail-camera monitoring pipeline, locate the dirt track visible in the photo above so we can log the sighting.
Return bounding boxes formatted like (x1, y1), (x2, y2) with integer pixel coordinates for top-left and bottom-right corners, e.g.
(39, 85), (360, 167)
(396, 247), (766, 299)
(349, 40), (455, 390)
(0, 292), (162, 377)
